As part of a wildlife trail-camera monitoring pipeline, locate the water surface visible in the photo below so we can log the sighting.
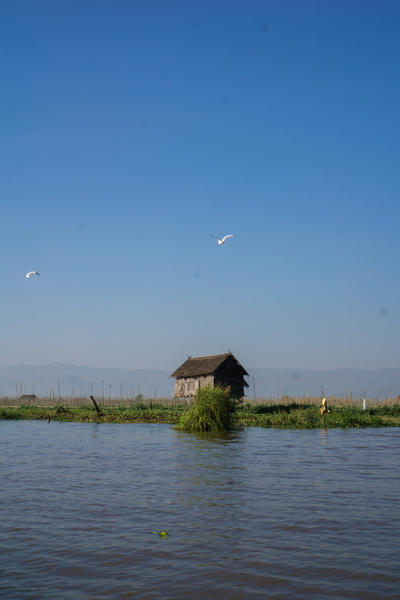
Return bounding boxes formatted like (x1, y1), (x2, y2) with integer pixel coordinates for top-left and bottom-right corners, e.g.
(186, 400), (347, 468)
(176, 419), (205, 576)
(1, 422), (399, 599)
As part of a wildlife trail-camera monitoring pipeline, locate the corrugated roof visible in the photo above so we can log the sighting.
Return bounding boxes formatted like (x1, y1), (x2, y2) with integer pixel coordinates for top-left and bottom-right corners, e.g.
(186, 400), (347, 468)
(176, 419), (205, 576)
(171, 353), (248, 378)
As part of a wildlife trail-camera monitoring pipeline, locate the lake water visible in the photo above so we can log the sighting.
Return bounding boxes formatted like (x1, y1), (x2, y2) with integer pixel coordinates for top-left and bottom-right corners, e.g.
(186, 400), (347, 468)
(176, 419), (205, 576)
(0, 422), (399, 599)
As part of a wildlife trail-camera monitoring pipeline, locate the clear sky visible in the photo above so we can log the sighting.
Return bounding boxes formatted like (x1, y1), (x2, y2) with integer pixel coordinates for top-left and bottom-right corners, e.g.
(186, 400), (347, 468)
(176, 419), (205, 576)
(2, 0), (400, 370)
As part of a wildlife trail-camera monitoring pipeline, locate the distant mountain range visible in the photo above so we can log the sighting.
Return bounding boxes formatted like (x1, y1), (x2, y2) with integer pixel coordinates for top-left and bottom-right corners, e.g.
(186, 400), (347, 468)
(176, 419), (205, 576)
(1, 362), (400, 399)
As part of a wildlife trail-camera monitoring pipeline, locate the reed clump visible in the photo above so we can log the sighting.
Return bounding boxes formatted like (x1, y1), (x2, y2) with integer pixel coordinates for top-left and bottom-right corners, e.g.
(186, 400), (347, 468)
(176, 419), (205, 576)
(176, 386), (236, 432)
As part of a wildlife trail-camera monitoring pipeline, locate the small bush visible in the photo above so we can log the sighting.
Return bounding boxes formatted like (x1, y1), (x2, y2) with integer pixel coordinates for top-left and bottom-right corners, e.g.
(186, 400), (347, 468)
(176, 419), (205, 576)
(369, 403), (400, 417)
(176, 386), (235, 432)
(0, 408), (23, 420)
(325, 407), (384, 428)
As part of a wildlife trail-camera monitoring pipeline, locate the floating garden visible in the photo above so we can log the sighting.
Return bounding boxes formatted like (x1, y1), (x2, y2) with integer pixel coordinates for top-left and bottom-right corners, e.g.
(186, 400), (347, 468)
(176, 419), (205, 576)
(1, 388), (400, 429)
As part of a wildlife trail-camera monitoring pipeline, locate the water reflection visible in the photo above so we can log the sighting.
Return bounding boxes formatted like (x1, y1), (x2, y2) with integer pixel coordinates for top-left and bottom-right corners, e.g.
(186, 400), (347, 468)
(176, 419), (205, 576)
(319, 427), (329, 456)
(171, 429), (247, 548)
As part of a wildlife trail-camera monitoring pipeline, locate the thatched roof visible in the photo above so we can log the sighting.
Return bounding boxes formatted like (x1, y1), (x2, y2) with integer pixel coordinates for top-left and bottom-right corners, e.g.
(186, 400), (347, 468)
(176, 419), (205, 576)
(20, 394), (38, 401)
(171, 353), (248, 378)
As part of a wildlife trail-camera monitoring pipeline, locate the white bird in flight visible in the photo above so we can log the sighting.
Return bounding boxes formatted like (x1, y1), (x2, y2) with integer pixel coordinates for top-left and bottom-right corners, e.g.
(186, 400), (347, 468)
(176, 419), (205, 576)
(210, 234), (236, 245)
(25, 271), (40, 279)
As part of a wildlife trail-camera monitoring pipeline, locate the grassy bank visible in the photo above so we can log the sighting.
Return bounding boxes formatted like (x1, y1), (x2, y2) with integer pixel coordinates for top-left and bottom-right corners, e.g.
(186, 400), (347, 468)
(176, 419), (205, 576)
(234, 402), (400, 428)
(1, 398), (400, 428)
(0, 404), (185, 424)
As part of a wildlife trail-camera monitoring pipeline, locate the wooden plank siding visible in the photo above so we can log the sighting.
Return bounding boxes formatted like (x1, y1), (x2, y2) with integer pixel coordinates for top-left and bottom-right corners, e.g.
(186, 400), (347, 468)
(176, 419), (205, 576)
(174, 375), (214, 398)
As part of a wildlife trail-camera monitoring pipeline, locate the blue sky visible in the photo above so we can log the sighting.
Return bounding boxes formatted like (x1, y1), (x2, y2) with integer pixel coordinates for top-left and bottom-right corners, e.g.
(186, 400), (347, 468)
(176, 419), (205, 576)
(1, 0), (400, 370)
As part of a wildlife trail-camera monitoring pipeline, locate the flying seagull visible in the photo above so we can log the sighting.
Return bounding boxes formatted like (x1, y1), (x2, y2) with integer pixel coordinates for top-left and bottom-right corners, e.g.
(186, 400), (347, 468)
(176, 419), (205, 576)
(25, 271), (40, 279)
(210, 234), (236, 245)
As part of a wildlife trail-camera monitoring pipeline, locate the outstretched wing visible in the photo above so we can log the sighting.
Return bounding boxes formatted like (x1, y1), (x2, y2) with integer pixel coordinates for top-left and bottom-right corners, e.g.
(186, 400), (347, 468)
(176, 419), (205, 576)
(210, 234), (221, 241)
(221, 234), (235, 243)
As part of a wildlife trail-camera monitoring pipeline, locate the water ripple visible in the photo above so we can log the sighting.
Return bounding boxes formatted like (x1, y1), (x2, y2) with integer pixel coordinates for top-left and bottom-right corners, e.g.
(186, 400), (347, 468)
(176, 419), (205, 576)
(1, 422), (399, 599)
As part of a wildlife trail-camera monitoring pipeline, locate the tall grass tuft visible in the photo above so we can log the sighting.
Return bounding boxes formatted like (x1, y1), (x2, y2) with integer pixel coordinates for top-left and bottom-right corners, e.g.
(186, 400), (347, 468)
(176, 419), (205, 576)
(176, 386), (235, 432)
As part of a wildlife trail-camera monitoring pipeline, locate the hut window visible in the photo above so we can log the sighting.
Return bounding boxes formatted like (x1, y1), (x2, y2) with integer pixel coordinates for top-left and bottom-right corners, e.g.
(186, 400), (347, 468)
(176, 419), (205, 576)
(188, 381), (194, 391)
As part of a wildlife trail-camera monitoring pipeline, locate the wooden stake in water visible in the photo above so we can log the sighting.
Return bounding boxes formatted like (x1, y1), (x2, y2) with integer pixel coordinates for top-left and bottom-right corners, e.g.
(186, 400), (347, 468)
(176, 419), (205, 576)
(90, 395), (103, 416)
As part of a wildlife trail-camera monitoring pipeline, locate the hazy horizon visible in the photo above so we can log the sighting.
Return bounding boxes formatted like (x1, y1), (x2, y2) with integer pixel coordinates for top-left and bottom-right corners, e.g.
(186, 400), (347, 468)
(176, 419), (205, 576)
(1, 359), (400, 372)
(2, 361), (400, 399)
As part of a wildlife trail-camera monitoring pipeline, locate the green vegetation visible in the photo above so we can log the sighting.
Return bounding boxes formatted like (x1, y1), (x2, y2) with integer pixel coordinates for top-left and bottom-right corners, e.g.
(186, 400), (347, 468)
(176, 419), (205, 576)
(152, 531), (168, 537)
(1, 397), (400, 429)
(234, 401), (400, 428)
(0, 404), (184, 424)
(175, 386), (235, 432)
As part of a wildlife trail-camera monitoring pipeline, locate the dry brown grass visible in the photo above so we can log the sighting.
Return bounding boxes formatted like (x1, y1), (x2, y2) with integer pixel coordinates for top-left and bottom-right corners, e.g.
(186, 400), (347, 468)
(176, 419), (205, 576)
(250, 395), (400, 409)
(1, 394), (399, 411)
(0, 395), (186, 408)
